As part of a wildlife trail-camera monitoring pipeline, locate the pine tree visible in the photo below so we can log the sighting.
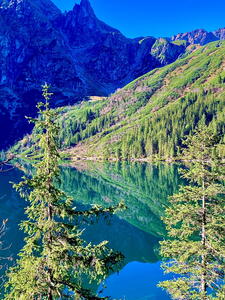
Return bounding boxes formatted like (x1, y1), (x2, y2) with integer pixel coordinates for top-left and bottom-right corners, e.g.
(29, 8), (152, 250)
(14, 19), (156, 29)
(159, 125), (225, 300)
(5, 84), (124, 300)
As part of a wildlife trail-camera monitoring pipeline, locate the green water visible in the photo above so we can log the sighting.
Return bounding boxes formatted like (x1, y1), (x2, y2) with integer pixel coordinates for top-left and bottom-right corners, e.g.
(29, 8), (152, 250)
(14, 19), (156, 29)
(0, 162), (183, 300)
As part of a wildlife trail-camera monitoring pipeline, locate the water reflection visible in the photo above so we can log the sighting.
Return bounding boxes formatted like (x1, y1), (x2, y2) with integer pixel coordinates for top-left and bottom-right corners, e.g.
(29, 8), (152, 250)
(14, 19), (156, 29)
(0, 169), (25, 279)
(60, 162), (182, 236)
(59, 162), (182, 299)
(0, 162), (182, 299)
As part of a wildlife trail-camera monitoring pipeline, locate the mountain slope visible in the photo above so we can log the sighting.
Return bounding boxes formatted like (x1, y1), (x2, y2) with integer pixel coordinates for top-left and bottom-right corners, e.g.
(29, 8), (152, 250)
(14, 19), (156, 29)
(20, 40), (224, 161)
(2, 0), (225, 149)
(0, 0), (190, 149)
(0, 0), (76, 147)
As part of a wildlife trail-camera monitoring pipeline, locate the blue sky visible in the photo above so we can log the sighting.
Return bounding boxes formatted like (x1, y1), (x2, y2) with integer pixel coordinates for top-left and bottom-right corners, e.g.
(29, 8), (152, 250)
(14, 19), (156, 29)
(52, 0), (225, 38)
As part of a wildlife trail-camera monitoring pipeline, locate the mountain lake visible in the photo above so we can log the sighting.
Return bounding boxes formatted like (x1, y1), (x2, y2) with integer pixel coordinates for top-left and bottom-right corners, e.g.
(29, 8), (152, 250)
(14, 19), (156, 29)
(0, 162), (184, 300)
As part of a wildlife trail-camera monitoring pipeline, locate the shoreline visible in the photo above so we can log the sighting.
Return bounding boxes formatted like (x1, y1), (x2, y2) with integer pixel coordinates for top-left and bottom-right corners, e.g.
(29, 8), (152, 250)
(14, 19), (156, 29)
(66, 155), (183, 164)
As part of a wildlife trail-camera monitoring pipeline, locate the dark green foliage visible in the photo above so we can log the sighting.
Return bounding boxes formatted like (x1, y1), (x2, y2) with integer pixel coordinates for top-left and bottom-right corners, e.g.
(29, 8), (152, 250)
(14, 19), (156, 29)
(56, 101), (106, 148)
(5, 85), (123, 299)
(159, 125), (225, 299)
(12, 41), (225, 161)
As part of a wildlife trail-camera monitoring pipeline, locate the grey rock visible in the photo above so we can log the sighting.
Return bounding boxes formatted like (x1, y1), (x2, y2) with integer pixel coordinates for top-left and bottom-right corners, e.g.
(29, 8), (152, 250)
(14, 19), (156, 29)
(0, 0), (224, 148)
(171, 28), (222, 46)
(213, 28), (225, 40)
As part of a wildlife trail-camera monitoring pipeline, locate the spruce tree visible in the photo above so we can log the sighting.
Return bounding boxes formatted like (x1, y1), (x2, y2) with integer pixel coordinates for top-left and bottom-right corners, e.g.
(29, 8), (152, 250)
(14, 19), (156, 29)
(5, 84), (123, 300)
(159, 125), (225, 299)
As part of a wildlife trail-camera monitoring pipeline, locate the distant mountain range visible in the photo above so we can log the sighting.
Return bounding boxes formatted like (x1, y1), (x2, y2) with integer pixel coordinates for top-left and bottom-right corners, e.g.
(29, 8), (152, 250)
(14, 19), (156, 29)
(171, 28), (225, 45)
(1, 0), (225, 148)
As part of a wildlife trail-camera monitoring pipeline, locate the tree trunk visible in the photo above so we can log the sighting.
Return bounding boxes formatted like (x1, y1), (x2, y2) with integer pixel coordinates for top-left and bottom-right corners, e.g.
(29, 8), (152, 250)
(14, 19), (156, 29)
(47, 124), (54, 300)
(201, 180), (207, 300)
(48, 288), (53, 300)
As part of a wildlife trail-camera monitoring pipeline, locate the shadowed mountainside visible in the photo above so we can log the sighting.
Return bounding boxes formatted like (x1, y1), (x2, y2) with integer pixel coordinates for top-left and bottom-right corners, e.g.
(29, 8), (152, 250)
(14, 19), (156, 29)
(14, 40), (225, 160)
(2, 0), (225, 148)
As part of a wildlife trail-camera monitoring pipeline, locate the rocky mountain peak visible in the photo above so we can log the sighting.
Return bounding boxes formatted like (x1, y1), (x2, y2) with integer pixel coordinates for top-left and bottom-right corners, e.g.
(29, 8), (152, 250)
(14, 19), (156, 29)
(79, 0), (94, 17)
(0, 0), (225, 149)
(171, 28), (219, 45)
(213, 27), (225, 40)
(64, 0), (120, 46)
(71, 0), (96, 25)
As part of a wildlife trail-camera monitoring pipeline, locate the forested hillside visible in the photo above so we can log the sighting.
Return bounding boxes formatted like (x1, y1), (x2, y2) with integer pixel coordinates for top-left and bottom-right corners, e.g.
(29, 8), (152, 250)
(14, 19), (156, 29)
(14, 41), (225, 160)
(2, 0), (225, 149)
(0, 0), (185, 148)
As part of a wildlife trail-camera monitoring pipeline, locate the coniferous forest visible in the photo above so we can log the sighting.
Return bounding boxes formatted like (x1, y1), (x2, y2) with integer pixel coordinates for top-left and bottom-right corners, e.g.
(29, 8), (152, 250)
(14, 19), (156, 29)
(13, 41), (225, 161)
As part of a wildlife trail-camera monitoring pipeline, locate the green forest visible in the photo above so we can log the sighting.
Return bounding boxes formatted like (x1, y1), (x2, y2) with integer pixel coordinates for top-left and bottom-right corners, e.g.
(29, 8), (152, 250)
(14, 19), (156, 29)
(2, 79), (225, 299)
(1, 1), (225, 299)
(14, 41), (225, 161)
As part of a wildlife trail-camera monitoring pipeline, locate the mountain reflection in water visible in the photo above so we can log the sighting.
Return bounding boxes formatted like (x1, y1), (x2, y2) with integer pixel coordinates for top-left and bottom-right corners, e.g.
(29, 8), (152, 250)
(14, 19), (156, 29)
(0, 162), (183, 299)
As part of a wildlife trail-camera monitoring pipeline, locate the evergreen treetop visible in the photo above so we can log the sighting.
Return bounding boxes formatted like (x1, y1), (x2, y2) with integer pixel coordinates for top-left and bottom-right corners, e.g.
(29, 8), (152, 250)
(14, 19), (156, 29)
(5, 84), (124, 300)
(159, 125), (225, 300)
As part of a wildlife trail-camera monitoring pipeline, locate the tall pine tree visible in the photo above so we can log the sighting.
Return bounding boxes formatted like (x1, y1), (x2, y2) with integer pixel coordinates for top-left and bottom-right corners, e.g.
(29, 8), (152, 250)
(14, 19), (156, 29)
(159, 125), (225, 299)
(5, 84), (124, 300)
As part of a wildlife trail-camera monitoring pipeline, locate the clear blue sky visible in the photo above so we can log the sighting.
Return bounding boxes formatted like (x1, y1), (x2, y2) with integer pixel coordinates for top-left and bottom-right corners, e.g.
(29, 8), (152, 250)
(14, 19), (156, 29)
(52, 0), (225, 38)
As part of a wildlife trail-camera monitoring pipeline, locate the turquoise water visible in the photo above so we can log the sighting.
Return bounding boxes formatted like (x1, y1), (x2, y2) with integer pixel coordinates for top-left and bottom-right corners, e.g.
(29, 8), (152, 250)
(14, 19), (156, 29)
(0, 162), (182, 299)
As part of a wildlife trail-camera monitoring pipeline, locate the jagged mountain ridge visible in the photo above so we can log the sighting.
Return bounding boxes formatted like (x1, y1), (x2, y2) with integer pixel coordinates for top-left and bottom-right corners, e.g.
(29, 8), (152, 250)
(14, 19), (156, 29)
(1, 0), (225, 148)
(170, 28), (225, 45)
(0, 0), (184, 148)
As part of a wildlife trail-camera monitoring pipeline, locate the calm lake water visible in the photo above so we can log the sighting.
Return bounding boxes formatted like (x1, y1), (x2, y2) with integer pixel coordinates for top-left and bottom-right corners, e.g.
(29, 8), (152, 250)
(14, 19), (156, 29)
(0, 162), (183, 300)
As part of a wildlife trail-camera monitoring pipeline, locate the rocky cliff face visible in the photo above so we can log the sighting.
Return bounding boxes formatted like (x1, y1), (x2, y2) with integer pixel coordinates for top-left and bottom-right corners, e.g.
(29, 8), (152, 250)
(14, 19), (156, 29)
(213, 28), (225, 40)
(171, 28), (225, 45)
(0, 0), (83, 147)
(60, 0), (185, 94)
(0, 0), (225, 148)
(0, 0), (185, 102)
(0, 0), (187, 148)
